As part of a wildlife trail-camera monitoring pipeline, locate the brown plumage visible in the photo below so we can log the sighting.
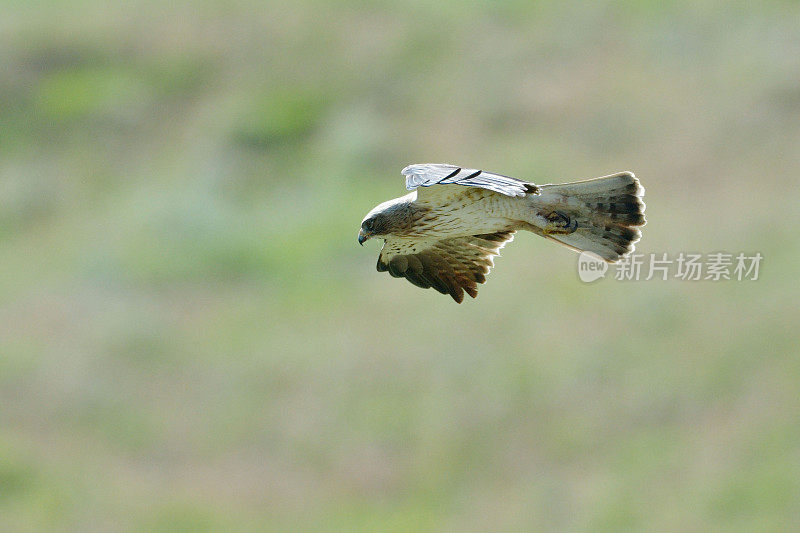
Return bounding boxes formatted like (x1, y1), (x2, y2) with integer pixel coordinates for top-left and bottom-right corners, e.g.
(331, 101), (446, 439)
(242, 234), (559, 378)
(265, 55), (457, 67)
(376, 232), (514, 303)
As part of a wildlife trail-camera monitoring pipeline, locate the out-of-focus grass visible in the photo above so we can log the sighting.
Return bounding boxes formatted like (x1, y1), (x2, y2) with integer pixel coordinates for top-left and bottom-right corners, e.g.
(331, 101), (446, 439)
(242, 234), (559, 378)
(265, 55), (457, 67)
(1, 0), (799, 531)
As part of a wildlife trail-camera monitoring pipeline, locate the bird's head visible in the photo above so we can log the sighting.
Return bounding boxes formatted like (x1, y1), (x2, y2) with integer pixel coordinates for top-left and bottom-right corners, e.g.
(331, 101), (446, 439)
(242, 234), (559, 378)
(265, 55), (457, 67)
(358, 211), (390, 245)
(358, 196), (412, 245)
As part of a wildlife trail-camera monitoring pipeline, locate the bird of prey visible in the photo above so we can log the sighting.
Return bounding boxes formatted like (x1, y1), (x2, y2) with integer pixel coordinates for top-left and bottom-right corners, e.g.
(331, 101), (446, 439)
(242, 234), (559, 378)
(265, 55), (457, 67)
(358, 164), (645, 302)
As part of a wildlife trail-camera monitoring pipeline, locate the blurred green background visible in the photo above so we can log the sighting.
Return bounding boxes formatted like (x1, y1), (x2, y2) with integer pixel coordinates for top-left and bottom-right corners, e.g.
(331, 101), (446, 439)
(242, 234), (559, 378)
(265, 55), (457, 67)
(2, 1), (799, 530)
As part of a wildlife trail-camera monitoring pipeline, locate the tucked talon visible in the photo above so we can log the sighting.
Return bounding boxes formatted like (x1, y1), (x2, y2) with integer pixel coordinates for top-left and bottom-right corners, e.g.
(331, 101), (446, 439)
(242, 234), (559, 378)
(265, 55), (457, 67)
(544, 211), (578, 234)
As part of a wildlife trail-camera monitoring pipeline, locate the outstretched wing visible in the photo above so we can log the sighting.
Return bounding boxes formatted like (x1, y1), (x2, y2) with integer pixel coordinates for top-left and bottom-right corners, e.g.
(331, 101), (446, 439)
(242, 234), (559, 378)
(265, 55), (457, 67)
(402, 163), (538, 198)
(377, 231), (515, 303)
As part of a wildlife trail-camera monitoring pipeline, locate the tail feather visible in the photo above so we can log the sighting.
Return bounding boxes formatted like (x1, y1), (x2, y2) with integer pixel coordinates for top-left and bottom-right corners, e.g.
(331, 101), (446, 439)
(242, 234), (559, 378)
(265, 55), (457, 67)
(533, 172), (646, 262)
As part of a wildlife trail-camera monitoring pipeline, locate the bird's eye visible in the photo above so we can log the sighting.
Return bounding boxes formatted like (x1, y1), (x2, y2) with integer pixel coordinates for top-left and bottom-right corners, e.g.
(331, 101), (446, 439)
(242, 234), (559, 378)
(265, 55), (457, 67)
(363, 219), (373, 231)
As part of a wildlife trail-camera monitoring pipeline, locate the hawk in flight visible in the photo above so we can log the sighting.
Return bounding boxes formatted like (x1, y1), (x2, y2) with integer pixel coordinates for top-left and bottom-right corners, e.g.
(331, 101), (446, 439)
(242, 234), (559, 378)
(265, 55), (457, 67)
(358, 164), (645, 302)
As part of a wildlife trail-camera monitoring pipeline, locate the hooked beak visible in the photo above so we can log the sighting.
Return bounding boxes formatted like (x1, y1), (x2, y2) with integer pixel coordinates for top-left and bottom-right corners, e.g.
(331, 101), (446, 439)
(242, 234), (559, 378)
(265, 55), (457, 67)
(358, 229), (370, 245)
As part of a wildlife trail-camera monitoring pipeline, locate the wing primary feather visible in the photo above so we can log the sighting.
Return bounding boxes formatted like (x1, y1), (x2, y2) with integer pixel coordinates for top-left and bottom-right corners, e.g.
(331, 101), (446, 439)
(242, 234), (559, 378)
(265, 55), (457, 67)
(419, 254), (451, 294)
(388, 256), (408, 277)
(404, 271), (431, 289)
(406, 255), (424, 274)
(443, 167), (461, 180)
(449, 286), (464, 303)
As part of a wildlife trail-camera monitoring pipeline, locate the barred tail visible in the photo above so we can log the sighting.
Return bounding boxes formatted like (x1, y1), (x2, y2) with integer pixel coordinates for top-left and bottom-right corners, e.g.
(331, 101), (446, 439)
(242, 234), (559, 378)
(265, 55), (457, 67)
(533, 172), (646, 262)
